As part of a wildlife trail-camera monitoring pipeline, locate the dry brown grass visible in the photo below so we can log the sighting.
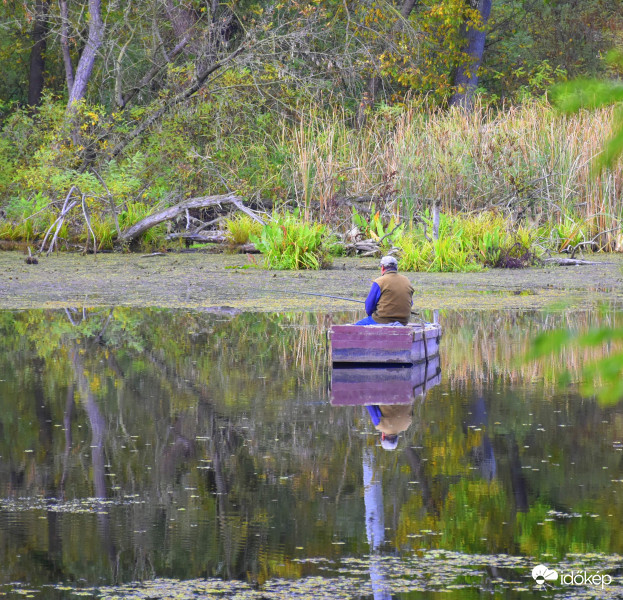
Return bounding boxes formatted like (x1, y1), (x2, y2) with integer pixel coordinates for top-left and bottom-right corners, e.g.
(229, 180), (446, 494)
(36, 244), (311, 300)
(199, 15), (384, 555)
(286, 101), (622, 247)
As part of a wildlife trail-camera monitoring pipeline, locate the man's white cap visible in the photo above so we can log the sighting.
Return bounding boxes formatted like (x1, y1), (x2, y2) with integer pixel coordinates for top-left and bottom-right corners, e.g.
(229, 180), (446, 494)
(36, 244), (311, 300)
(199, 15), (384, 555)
(381, 436), (399, 451)
(380, 255), (398, 269)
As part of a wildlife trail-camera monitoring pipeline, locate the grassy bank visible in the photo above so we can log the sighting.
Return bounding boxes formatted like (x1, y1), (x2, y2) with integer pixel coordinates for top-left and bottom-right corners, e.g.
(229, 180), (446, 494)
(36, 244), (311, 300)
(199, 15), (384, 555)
(0, 99), (621, 265)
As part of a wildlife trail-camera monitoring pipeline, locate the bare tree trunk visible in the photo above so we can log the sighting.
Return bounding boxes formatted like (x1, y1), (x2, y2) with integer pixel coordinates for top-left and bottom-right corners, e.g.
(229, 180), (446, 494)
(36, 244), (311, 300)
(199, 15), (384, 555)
(59, 0), (74, 96)
(448, 0), (492, 110)
(432, 202), (440, 240)
(27, 0), (49, 107)
(67, 0), (103, 108)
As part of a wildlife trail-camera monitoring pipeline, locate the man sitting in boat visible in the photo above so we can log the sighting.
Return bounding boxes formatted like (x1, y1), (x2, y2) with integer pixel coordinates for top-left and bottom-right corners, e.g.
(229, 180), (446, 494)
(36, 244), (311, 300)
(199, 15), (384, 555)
(356, 255), (414, 326)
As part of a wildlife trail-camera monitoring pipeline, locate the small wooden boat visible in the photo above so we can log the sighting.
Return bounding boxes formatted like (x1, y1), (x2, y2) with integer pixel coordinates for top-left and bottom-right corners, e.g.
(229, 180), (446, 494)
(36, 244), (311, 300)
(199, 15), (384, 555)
(330, 355), (441, 406)
(329, 322), (441, 365)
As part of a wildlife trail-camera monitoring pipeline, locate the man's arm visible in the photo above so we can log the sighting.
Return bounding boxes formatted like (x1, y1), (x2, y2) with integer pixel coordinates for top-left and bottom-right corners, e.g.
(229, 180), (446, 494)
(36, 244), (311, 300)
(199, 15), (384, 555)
(365, 282), (381, 316)
(366, 405), (383, 426)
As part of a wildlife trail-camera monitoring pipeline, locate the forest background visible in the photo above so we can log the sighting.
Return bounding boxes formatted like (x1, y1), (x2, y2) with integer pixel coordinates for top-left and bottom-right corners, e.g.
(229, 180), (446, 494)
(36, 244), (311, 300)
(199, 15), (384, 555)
(1, 0), (623, 270)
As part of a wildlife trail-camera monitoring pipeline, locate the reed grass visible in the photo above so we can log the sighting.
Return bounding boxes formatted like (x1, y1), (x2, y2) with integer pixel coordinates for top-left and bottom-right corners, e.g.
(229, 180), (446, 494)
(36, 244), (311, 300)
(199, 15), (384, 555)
(286, 100), (622, 250)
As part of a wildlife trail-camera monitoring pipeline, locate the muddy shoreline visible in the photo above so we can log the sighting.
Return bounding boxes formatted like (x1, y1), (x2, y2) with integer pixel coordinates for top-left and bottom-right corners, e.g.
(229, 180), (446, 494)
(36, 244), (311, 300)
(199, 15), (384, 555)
(1, 250), (622, 312)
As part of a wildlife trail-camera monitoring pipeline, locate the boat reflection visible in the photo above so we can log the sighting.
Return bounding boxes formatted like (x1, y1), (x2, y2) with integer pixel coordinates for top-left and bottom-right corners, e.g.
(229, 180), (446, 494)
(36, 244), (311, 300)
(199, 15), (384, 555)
(330, 355), (441, 407)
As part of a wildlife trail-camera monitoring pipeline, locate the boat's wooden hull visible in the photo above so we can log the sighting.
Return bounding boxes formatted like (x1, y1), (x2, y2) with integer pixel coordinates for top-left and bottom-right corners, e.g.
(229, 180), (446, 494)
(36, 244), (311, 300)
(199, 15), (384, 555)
(330, 322), (441, 364)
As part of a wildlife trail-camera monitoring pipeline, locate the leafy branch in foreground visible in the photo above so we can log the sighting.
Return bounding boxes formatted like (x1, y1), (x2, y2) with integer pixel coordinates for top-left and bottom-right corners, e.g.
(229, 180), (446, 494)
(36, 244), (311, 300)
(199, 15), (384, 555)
(529, 53), (623, 406)
(551, 51), (623, 173)
(529, 324), (623, 405)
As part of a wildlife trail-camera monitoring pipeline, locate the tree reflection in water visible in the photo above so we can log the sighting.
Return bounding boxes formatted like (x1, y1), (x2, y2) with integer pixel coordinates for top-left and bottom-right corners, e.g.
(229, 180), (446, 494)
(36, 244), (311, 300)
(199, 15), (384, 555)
(0, 307), (622, 593)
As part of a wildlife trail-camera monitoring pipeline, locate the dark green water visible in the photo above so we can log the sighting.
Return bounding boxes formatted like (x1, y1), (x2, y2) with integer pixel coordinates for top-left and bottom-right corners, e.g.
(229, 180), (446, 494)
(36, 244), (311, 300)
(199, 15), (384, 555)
(1, 308), (623, 599)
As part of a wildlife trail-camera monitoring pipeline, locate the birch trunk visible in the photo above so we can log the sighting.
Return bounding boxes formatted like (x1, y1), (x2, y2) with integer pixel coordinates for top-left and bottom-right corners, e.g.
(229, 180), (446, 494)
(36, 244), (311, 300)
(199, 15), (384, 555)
(66, 0), (103, 108)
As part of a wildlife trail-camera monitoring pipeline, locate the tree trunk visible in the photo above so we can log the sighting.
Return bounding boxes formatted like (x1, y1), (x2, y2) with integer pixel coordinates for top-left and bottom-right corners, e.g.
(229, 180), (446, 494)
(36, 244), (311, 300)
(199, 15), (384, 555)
(59, 0), (74, 96)
(27, 0), (49, 107)
(67, 0), (103, 108)
(432, 202), (440, 240)
(449, 0), (493, 109)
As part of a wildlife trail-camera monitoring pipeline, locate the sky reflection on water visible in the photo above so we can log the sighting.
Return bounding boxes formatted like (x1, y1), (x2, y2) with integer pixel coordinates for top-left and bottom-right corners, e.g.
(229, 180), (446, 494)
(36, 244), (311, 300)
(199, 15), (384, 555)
(1, 307), (623, 599)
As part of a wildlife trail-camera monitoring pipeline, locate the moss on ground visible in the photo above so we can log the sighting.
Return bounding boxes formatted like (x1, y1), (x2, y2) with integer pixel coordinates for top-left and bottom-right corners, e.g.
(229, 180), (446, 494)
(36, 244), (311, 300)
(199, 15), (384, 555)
(1, 250), (622, 311)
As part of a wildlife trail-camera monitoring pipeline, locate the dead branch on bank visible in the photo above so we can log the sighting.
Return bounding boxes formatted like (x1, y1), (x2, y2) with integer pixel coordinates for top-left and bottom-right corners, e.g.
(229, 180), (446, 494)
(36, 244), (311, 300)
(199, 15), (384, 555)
(40, 186), (79, 255)
(117, 193), (265, 244)
(542, 257), (614, 266)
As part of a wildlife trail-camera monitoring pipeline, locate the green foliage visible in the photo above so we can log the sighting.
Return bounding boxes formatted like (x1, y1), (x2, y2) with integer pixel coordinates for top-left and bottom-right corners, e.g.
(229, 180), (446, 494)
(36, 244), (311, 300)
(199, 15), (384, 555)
(118, 202), (167, 250)
(551, 51), (623, 172)
(529, 322), (623, 406)
(538, 217), (590, 253)
(225, 214), (263, 245)
(0, 193), (57, 243)
(396, 212), (538, 272)
(251, 215), (331, 270)
(352, 205), (404, 251)
(118, 201), (153, 230)
(81, 215), (117, 251)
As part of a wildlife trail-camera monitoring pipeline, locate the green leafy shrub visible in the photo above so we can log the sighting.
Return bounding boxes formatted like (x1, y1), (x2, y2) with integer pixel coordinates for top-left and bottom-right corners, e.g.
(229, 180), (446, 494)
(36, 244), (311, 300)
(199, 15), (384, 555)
(225, 214), (263, 245)
(251, 215), (331, 270)
(539, 217), (590, 252)
(396, 211), (539, 272)
(352, 205), (404, 251)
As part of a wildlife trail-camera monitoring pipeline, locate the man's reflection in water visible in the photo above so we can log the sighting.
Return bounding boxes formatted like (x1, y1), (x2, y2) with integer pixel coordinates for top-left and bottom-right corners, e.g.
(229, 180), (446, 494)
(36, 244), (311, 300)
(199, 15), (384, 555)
(331, 360), (440, 599)
(366, 403), (413, 451)
(363, 446), (392, 600)
(363, 398), (420, 599)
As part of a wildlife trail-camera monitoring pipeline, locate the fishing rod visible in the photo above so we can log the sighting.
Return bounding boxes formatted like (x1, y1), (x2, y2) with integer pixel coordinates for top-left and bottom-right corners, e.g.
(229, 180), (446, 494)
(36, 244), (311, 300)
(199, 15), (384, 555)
(276, 288), (421, 317)
(281, 290), (364, 304)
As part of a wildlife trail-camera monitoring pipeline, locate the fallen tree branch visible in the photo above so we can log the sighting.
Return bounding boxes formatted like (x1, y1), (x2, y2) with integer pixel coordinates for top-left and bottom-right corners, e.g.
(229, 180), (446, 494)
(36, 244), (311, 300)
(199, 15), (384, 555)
(118, 193), (261, 243)
(542, 257), (614, 266)
(377, 222), (402, 245)
(230, 197), (265, 225)
(165, 232), (227, 243)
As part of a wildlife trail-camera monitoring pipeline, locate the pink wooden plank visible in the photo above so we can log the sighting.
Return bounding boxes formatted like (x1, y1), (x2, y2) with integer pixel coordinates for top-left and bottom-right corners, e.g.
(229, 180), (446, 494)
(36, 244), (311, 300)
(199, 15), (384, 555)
(331, 326), (413, 351)
(330, 381), (414, 405)
(331, 325), (413, 338)
(332, 337), (412, 350)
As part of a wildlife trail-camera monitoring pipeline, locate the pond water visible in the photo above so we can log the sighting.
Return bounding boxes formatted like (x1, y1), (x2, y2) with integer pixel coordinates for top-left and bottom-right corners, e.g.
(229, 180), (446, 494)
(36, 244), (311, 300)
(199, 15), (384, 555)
(1, 308), (623, 599)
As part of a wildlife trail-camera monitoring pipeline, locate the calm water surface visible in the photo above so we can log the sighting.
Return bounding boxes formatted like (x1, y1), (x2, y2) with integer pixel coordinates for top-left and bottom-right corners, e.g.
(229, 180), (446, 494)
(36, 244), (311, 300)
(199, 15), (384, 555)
(1, 308), (623, 599)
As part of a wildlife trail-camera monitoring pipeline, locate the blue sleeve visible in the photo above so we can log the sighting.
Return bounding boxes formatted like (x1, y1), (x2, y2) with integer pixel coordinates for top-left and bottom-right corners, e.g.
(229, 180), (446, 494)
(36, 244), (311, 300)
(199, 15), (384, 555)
(365, 282), (381, 316)
(366, 405), (383, 426)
